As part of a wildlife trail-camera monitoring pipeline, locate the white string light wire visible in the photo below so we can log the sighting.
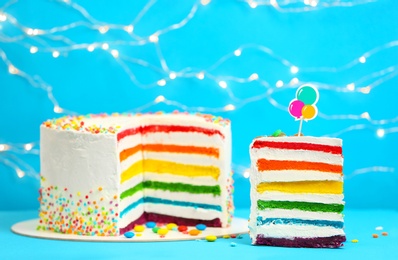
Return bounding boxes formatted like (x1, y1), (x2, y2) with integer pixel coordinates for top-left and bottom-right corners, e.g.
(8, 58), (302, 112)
(0, 0), (396, 180)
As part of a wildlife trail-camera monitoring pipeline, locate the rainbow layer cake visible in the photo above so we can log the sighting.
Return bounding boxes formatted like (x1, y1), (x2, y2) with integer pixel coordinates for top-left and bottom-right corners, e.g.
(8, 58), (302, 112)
(38, 112), (233, 236)
(249, 135), (346, 248)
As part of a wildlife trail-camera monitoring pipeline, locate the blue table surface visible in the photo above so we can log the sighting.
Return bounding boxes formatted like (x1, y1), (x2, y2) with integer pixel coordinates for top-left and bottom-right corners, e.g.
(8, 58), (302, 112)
(1, 209), (397, 260)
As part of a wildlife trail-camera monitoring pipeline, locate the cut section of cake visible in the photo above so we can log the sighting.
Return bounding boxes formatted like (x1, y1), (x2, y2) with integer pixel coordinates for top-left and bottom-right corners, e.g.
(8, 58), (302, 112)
(249, 136), (346, 248)
(38, 112), (233, 236)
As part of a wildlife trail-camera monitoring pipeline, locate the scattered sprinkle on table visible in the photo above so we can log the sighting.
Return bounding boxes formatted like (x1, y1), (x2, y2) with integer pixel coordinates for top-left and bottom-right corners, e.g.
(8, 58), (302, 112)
(351, 239), (358, 243)
(124, 232), (134, 238)
(375, 226), (383, 231)
(196, 224), (207, 231)
(189, 229), (200, 236)
(382, 232), (388, 236)
(166, 223), (177, 230)
(372, 234), (379, 238)
(230, 234), (237, 238)
(134, 225), (145, 232)
(157, 228), (169, 236)
(223, 235), (230, 239)
(230, 242), (237, 247)
(146, 222), (156, 228)
(178, 225), (188, 232)
(152, 227), (160, 233)
(206, 235), (217, 242)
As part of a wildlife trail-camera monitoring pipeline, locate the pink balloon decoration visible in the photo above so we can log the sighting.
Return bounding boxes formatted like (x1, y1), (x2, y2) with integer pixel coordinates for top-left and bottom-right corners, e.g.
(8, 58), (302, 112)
(289, 99), (305, 119)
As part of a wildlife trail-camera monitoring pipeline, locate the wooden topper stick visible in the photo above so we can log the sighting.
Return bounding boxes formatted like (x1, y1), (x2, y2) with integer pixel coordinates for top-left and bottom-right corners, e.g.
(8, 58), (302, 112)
(298, 117), (303, 136)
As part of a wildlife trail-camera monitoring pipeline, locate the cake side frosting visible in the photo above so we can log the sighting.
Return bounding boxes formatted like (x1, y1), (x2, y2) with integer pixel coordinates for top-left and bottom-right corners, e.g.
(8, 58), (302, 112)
(39, 127), (121, 235)
(39, 112), (233, 236)
(249, 136), (346, 248)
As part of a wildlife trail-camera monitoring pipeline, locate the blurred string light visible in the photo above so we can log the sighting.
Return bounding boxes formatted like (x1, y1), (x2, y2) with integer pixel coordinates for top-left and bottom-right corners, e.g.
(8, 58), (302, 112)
(242, 0), (378, 12)
(0, 0), (396, 179)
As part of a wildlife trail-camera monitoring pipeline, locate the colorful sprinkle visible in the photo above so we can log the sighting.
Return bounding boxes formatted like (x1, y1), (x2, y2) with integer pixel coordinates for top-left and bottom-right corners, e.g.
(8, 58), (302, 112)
(178, 225), (188, 232)
(134, 225), (145, 232)
(230, 242), (237, 247)
(166, 223), (177, 230)
(189, 229), (200, 236)
(38, 186), (118, 236)
(372, 234), (379, 238)
(382, 232), (388, 236)
(205, 235), (217, 242)
(42, 112), (230, 134)
(271, 129), (286, 137)
(157, 228), (169, 236)
(230, 234), (237, 238)
(145, 222), (156, 228)
(375, 226), (383, 231)
(223, 235), (230, 239)
(351, 239), (359, 243)
(152, 227), (160, 233)
(195, 224), (207, 231)
(124, 232), (135, 238)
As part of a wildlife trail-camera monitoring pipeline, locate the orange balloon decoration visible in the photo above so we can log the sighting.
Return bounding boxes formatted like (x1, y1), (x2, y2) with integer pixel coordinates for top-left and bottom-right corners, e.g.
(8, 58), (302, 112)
(301, 105), (317, 120)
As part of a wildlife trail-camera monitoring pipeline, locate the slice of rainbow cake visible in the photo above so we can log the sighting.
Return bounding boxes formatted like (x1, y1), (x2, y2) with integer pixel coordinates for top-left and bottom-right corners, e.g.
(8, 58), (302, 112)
(249, 135), (346, 248)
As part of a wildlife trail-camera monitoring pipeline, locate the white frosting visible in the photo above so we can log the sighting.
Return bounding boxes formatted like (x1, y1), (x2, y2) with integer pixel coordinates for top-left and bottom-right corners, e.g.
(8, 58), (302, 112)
(257, 192), (344, 205)
(251, 224), (345, 239)
(256, 209), (344, 222)
(253, 136), (342, 146)
(250, 148), (343, 165)
(144, 189), (222, 205)
(40, 113), (232, 235)
(143, 173), (217, 186)
(120, 152), (142, 174)
(143, 151), (221, 167)
(145, 203), (222, 220)
(249, 136), (345, 244)
(251, 169), (343, 183)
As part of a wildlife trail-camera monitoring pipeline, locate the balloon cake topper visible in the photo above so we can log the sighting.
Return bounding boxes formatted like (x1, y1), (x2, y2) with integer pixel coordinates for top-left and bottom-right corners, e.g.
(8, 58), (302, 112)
(288, 84), (319, 136)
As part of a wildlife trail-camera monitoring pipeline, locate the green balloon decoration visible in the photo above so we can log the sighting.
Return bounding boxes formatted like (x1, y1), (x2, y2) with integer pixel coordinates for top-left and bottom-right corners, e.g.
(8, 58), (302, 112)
(296, 85), (319, 105)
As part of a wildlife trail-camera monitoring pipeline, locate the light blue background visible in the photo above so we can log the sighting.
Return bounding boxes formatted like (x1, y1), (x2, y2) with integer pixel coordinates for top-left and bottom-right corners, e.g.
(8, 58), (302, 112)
(1, 0), (397, 211)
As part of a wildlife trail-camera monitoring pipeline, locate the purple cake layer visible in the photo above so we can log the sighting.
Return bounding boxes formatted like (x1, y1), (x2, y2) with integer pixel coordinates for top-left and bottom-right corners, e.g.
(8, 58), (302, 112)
(119, 212), (222, 234)
(255, 235), (346, 248)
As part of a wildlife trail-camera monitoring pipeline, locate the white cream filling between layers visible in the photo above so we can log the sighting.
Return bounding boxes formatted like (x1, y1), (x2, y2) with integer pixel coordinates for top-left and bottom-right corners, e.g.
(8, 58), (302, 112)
(250, 148), (342, 165)
(143, 151), (221, 167)
(144, 190), (221, 205)
(251, 169), (343, 183)
(252, 136), (342, 147)
(118, 204), (144, 230)
(119, 191), (144, 213)
(145, 203), (223, 221)
(143, 172), (219, 186)
(252, 224), (345, 238)
(256, 209), (344, 222)
(120, 152), (142, 173)
(118, 135), (141, 154)
(120, 175), (144, 200)
(257, 191), (344, 204)
(142, 132), (224, 149)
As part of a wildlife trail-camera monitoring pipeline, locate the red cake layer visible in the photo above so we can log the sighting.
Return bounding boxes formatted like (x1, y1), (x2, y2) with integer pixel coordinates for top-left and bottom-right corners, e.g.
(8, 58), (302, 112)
(119, 212), (222, 234)
(251, 140), (342, 155)
(117, 125), (225, 141)
(255, 235), (346, 248)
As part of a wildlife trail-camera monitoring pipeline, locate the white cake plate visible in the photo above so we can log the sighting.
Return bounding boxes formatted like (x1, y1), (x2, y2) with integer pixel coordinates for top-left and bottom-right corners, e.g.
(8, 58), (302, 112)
(11, 217), (248, 242)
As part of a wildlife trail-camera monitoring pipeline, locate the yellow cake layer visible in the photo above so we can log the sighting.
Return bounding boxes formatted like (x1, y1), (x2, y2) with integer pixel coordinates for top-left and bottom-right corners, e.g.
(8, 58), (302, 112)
(256, 181), (343, 195)
(120, 159), (220, 184)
